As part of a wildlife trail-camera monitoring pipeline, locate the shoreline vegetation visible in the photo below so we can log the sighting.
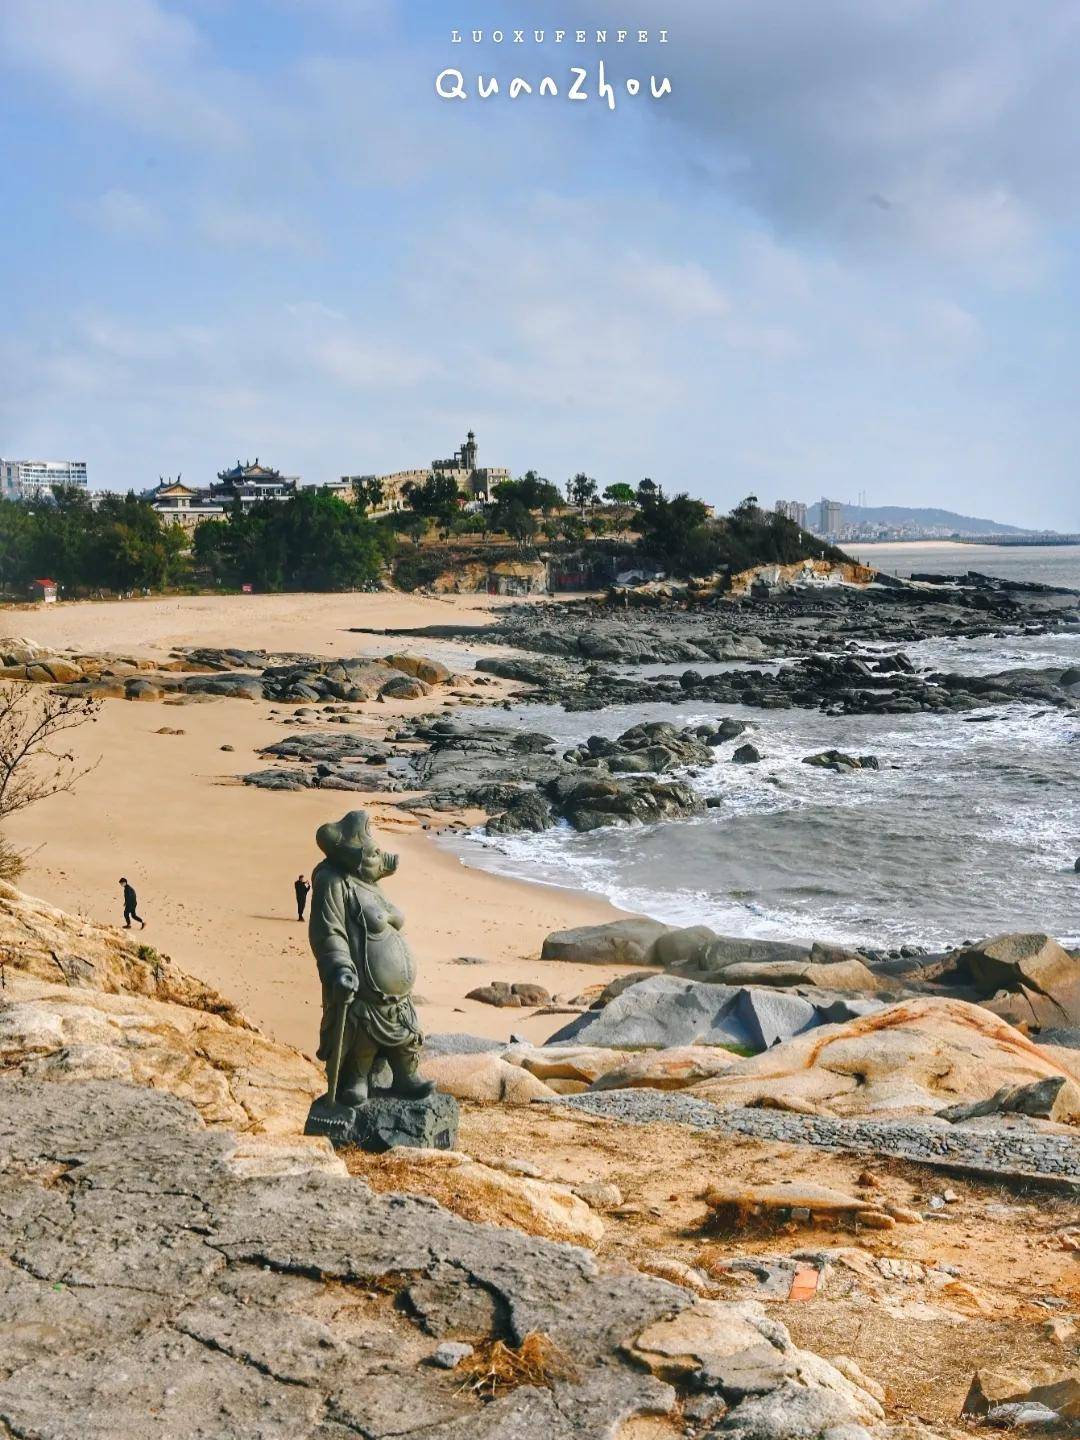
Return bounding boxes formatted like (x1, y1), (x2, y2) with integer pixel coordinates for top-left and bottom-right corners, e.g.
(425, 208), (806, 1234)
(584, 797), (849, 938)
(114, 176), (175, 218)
(0, 481), (846, 601)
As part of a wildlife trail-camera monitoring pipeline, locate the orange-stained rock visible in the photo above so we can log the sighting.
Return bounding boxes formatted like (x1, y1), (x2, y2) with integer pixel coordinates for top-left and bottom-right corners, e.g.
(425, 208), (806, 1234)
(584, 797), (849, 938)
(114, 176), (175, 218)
(690, 997), (1080, 1117)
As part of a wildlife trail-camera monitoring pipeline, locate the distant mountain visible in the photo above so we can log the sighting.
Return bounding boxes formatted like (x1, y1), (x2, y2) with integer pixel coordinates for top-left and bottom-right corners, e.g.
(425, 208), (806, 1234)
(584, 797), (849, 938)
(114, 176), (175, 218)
(805, 503), (1025, 536)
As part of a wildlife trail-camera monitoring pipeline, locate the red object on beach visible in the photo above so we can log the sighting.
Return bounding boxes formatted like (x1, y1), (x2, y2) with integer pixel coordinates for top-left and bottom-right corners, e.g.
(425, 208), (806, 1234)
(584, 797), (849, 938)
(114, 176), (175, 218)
(788, 1265), (820, 1302)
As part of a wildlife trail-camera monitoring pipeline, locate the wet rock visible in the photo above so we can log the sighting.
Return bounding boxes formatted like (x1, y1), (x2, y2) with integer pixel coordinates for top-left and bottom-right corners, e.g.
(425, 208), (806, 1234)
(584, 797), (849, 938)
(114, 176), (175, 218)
(547, 773), (704, 831)
(802, 750), (879, 773)
(731, 743), (762, 764)
(485, 791), (555, 835)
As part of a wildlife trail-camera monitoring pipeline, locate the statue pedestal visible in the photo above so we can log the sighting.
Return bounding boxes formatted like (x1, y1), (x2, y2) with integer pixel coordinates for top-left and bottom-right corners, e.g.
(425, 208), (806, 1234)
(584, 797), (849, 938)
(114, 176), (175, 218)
(305, 1091), (459, 1152)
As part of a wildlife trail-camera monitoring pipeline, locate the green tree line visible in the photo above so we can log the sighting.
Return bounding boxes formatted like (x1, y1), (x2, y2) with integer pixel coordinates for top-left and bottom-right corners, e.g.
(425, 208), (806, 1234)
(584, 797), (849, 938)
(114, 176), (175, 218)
(0, 489), (189, 595)
(193, 489), (394, 591)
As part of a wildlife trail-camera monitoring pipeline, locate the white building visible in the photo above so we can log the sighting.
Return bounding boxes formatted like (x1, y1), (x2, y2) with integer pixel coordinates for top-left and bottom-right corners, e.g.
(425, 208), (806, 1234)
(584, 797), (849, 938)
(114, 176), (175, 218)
(774, 499), (808, 528)
(1, 458), (88, 501)
(819, 498), (843, 538)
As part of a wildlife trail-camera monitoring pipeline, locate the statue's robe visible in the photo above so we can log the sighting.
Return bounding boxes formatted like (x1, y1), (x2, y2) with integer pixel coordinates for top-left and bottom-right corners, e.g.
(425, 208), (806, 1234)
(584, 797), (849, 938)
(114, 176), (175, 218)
(309, 859), (422, 1062)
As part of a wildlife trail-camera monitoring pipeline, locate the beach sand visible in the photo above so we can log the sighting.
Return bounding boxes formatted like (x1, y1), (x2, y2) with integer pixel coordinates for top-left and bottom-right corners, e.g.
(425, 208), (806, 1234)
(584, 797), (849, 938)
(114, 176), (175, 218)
(3, 591), (629, 1057)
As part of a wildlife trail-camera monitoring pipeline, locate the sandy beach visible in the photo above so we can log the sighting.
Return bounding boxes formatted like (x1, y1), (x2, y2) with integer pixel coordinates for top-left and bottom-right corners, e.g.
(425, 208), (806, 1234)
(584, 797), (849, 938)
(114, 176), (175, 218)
(3, 591), (628, 1056)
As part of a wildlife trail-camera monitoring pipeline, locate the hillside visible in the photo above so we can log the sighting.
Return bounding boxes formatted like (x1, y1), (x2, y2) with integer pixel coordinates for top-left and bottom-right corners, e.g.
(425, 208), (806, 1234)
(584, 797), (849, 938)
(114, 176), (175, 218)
(805, 502), (1024, 535)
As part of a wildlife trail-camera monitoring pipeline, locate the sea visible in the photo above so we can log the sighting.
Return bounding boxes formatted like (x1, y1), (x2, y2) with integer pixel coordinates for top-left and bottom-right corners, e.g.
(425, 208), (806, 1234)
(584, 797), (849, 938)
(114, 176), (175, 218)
(446, 543), (1080, 952)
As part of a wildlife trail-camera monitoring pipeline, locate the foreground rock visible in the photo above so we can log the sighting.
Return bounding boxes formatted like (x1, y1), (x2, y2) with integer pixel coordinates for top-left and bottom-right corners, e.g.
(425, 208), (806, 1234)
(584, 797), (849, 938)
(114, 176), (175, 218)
(0, 1077), (893, 1438)
(1, 977), (322, 1134)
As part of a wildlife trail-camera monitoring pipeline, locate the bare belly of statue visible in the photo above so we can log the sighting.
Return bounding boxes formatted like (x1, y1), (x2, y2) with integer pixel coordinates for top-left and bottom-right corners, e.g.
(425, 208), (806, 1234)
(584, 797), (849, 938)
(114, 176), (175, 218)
(364, 932), (416, 996)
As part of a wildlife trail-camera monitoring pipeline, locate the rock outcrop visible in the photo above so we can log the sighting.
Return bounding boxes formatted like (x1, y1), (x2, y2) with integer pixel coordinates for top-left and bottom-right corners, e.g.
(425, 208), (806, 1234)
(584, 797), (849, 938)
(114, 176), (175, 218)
(0, 881), (248, 1023)
(691, 997), (1080, 1117)
(546, 975), (875, 1054)
(0, 1076), (887, 1438)
(954, 932), (1080, 1030)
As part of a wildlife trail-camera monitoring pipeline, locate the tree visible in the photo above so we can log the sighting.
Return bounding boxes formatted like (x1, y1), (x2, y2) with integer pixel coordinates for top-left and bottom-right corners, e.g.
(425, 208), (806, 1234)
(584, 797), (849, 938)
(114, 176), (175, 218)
(632, 492), (714, 574)
(451, 512), (488, 538)
(0, 685), (100, 879)
(493, 476), (563, 514)
(636, 477), (662, 505)
(603, 483), (636, 506)
(394, 512), (427, 550)
(0, 489), (191, 597)
(192, 490), (392, 590)
(403, 473), (462, 530)
(557, 514), (586, 545)
(351, 477), (385, 515)
(566, 473), (599, 513)
(491, 497), (536, 549)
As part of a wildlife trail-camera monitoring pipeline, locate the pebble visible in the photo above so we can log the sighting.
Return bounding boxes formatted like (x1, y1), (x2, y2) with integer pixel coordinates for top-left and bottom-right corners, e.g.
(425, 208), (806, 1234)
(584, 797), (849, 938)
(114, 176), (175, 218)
(429, 1341), (474, 1370)
(540, 1092), (1080, 1180)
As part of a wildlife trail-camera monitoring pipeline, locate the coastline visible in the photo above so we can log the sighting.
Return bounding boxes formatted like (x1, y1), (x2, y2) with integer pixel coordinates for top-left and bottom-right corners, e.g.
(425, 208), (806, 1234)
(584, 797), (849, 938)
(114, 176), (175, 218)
(3, 591), (631, 1054)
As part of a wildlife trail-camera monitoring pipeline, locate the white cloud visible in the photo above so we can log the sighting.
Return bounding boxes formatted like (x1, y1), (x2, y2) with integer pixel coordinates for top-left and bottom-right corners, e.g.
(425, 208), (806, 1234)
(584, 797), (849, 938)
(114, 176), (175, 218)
(619, 256), (730, 320)
(0, 0), (242, 146)
(91, 187), (162, 238)
(197, 205), (316, 254)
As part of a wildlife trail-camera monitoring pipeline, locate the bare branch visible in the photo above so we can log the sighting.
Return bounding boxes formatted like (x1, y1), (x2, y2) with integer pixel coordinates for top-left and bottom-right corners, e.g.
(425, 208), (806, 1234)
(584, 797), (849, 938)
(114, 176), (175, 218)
(0, 683), (101, 823)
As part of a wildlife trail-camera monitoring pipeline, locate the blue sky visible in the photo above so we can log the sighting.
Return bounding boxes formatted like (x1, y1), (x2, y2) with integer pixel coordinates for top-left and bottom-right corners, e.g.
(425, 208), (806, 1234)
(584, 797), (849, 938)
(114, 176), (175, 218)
(1, 0), (1079, 527)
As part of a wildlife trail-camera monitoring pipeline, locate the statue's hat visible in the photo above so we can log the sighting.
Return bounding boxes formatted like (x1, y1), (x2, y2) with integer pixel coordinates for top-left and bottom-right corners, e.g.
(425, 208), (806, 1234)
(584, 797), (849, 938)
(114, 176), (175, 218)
(315, 809), (375, 866)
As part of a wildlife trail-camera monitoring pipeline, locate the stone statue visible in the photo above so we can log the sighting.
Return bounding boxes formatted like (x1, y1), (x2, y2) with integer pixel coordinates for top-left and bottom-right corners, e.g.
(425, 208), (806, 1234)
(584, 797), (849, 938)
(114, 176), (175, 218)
(309, 810), (434, 1105)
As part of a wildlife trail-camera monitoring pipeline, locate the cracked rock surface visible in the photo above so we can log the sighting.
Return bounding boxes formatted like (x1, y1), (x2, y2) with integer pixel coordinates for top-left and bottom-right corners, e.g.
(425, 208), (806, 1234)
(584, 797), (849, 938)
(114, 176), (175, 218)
(0, 1077), (884, 1439)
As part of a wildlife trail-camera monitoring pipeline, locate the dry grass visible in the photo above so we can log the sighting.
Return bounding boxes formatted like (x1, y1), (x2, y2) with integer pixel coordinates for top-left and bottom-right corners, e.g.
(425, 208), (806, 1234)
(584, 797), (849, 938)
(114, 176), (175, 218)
(456, 1332), (579, 1400)
(0, 834), (25, 882)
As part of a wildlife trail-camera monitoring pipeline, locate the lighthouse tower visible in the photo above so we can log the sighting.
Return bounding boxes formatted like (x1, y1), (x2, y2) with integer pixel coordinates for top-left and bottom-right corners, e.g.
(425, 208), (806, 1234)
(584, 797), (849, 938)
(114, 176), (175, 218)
(460, 430), (478, 472)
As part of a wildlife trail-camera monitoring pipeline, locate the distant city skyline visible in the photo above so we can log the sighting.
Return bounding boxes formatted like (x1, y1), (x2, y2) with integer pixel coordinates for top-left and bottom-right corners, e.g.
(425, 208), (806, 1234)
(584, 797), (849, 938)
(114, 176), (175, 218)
(3, 1), (1080, 530)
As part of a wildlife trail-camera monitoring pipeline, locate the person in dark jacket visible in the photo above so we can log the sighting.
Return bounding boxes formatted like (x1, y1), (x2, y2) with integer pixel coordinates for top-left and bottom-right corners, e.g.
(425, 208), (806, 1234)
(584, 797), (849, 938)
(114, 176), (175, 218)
(119, 878), (145, 930)
(294, 874), (311, 921)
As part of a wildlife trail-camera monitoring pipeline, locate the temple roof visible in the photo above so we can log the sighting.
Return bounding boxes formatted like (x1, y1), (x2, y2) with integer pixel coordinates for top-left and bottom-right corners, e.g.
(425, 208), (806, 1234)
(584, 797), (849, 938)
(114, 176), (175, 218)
(216, 458), (284, 482)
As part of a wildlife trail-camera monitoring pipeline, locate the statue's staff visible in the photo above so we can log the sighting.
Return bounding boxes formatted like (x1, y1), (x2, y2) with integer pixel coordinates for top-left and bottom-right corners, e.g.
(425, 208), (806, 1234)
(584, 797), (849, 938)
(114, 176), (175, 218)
(308, 912), (367, 1138)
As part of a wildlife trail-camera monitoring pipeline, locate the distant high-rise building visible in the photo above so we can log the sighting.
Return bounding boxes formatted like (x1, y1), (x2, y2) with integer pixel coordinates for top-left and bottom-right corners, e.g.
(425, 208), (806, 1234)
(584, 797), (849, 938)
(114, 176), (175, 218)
(819, 498), (843, 537)
(1, 458), (88, 501)
(775, 499), (807, 528)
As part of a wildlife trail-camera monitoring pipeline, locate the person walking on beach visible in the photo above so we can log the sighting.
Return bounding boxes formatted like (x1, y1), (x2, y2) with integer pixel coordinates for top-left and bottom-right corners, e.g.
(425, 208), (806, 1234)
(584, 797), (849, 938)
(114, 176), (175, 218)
(119, 878), (145, 930)
(294, 874), (311, 922)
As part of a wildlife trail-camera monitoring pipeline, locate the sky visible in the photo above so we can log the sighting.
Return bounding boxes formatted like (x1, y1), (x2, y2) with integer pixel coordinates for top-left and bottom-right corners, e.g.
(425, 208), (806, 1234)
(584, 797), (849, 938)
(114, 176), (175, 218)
(1, 0), (1079, 529)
